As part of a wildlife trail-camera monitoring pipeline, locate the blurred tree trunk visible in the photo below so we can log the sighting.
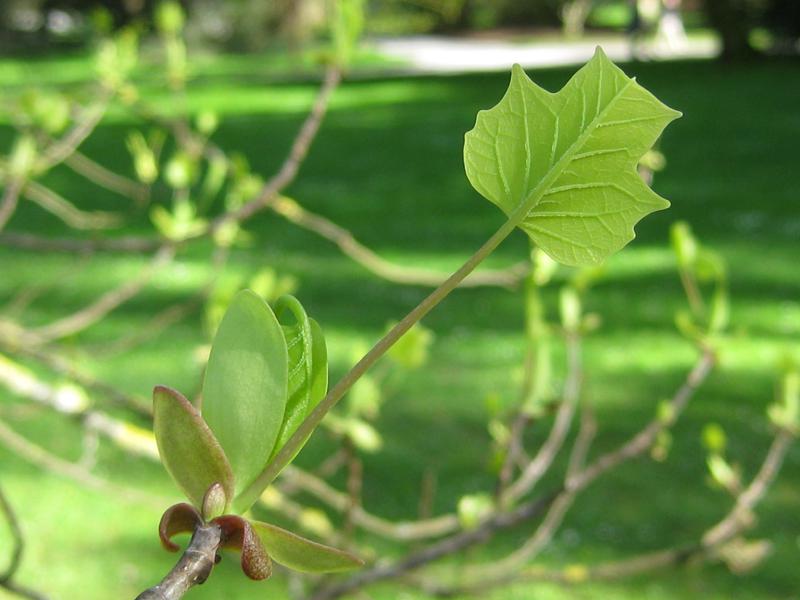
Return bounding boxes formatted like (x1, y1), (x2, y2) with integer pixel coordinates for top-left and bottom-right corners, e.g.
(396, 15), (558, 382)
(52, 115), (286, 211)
(703, 0), (757, 60)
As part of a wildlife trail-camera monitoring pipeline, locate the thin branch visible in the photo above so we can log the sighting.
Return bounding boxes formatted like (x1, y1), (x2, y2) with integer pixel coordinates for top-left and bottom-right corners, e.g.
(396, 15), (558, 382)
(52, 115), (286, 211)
(702, 429), (793, 548)
(23, 181), (122, 230)
(135, 524), (222, 600)
(208, 66), (342, 235)
(566, 350), (716, 493)
(279, 466), (459, 542)
(0, 419), (165, 507)
(37, 94), (110, 170)
(272, 196), (527, 288)
(0, 179), (23, 232)
(30, 245), (175, 342)
(0, 484), (49, 600)
(63, 150), (149, 204)
(0, 232), (160, 253)
(308, 491), (560, 600)
(502, 331), (583, 506)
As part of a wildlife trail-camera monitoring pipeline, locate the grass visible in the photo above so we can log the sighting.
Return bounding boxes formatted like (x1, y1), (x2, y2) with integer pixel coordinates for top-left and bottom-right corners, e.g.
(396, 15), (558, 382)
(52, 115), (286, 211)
(1, 50), (799, 599)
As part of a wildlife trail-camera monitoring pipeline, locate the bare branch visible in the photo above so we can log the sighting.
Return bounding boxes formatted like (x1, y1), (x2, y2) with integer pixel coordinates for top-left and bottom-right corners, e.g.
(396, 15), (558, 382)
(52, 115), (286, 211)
(279, 466), (459, 542)
(208, 66), (342, 235)
(502, 331), (583, 505)
(22, 181), (122, 230)
(37, 95), (110, 170)
(63, 150), (149, 204)
(0, 179), (23, 232)
(272, 196), (527, 288)
(0, 418), (165, 507)
(135, 524), (222, 600)
(30, 245), (175, 342)
(0, 484), (49, 600)
(0, 232), (160, 253)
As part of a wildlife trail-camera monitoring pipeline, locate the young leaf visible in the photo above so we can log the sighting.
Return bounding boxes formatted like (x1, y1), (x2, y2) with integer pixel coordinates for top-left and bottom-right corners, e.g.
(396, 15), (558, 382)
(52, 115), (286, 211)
(269, 298), (328, 460)
(464, 47), (680, 266)
(152, 386), (234, 509)
(202, 290), (288, 498)
(249, 520), (363, 573)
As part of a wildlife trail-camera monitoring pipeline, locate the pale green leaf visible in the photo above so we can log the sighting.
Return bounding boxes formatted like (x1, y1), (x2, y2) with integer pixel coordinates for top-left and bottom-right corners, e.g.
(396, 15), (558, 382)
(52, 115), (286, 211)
(269, 297), (328, 460)
(202, 290), (288, 498)
(153, 385), (234, 509)
(464, 47), (680, 266)
(250, 520), (363, 573)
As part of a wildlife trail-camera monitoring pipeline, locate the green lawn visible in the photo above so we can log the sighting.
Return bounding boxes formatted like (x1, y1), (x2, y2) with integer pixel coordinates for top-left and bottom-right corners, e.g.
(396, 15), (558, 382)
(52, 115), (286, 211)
(1, 53), (799, 599)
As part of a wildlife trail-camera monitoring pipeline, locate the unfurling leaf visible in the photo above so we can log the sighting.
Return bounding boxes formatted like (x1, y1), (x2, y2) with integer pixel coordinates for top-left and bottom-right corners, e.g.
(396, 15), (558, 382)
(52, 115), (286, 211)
(158, 503), (202, 551)
(464, 47), (680, 266)
(269, 297), (328, 461)
(249, 520), (363, 573)
(202, 290), (288, 498)
(153, 386), (234, 509)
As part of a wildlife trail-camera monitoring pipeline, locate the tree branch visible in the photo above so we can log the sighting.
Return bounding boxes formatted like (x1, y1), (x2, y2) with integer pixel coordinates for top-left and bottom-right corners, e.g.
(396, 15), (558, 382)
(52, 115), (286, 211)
(135, 524), (222, 600)
(0, 484), (49, 600)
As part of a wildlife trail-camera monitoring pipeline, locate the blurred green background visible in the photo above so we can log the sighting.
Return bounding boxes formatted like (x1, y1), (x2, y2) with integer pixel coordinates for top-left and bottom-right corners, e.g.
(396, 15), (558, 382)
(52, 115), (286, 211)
(0, 1), (799, 599)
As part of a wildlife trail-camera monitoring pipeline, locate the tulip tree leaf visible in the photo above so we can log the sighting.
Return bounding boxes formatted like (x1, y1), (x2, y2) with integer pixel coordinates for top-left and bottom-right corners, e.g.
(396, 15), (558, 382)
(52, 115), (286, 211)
(202, 290), (288, 497)
(153, 386), (234, 509)
(464, 47), (681, 266)
(250, 520), (363, 573)
(269, 297), (328, 461)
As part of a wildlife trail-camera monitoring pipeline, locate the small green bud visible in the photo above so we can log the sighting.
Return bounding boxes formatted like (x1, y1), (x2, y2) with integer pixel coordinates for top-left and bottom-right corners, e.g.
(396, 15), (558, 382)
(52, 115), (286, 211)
(202, 482), (228, 520)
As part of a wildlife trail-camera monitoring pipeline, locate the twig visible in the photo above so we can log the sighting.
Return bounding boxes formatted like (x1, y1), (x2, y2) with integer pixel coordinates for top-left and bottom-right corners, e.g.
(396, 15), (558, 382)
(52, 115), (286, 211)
(0, 419), (165, 507)
(63, 150), (149, 204)
(502, 331), (583, 505)
(0, 484), (49, 600)
(208, 66), (342, 235)
(309, 491), (560, 600)
(702, 429), (793, 548)
(30, 245), (175, 341)
(135, 523), (222, 600)
(0, 232), (160, 253)
(22, 181), (122, 230)
(272, 196), (527, 289)
(37, 95), (110, 170)
(566, 350), (716, 493)
(279, 466), (459, 542)
(0, 179), (23, 232)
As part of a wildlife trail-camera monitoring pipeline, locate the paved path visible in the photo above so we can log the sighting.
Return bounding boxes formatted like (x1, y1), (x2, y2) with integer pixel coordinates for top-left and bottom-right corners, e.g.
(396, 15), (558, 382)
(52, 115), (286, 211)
(368, 34), (719, 74)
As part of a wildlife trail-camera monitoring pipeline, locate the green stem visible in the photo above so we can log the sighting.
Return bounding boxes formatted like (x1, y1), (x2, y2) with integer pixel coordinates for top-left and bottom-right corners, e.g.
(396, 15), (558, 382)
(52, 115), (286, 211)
(237, 161), (568, 511)
(233, 214), (515, 510)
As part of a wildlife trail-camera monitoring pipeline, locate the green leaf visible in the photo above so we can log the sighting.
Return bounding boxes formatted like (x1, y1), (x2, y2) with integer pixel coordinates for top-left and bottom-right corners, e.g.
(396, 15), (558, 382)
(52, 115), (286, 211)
(464, 47), (680, 266)
(152, 386), (234, 509)
(249, 520), (363, 573)
(202, 290), (288, 499)
(269, 297), (328, 460)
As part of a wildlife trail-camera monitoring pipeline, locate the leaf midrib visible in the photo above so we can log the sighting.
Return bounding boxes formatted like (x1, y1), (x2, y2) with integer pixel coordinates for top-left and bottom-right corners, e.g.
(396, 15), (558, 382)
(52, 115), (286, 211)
(508, 76), (635, 230)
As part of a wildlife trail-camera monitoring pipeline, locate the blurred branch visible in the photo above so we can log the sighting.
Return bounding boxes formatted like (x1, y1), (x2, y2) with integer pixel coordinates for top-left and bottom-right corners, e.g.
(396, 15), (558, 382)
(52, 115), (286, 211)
(310, 349), (715, 599)
(702, 429), (793, 548)
(23, 181), (122, 230)
(279, 466), (460, 542)
(0, 419), (165, 507)
(208, 66), (342, 235)
(30, 245), (175, 342)
(502, 331), (582, 506)
(0, 484), (49, 600)
(0, 179), (23, 233)
(272, 195), (527, 289)
(0, 232), (160, 253)
(63, 150), (150, 205)
(37, 94), (111, 170)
